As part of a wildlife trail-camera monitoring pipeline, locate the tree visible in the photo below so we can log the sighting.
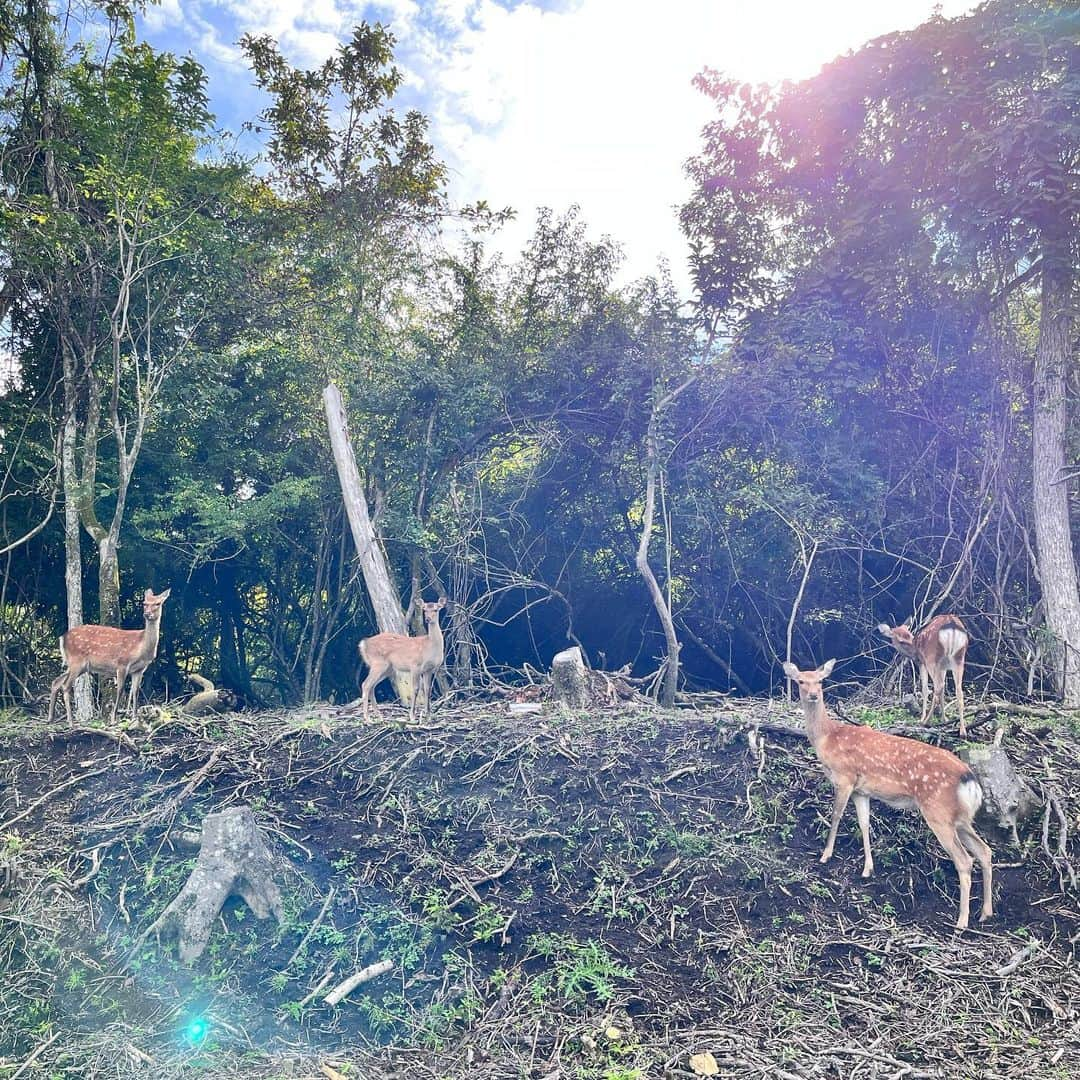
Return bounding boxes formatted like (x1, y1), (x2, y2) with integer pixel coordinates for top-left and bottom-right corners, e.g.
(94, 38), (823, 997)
(2, 2), (251, 635)
(684, 0), (1080, 700)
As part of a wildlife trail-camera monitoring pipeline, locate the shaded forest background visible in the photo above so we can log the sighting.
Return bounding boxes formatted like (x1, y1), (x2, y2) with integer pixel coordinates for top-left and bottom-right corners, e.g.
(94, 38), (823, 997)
(0, 0), (1077, 710)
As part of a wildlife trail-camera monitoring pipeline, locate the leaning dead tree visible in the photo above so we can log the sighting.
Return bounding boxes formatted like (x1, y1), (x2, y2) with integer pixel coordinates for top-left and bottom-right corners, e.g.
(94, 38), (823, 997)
(323, 382), (411, 704)
(138, 806), (282, 964)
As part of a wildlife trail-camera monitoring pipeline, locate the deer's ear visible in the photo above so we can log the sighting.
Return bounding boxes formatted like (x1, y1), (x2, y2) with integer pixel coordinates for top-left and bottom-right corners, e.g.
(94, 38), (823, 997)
(876, 623), (893, 638)
(158, 588), (171, 601)
(436, 597), (446, 609)
(782, 661), (800, 679)
(819, 658), (836, 677)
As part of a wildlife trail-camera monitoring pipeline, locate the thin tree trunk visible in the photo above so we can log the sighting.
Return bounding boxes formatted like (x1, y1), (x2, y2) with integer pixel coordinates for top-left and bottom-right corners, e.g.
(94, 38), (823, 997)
(637, 443), (680, 706)
(323, 383), (411, 703)
(60, 387), (92, 721)
(635, 376), (696, 707)
(34, 0), (90, 722)
(1032, 265), (1080, 704)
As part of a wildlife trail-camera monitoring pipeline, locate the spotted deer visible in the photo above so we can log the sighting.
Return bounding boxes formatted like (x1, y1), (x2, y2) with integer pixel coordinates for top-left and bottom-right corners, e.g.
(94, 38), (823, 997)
(47, 588), (172, 725)
(877, 615), (969, 735)
(359, 598), (446, 723)
(783, 659), (992, 930)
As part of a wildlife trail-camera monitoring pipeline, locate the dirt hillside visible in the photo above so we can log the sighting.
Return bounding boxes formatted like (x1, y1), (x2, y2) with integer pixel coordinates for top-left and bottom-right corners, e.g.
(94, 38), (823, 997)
(1, 699), (1077, 1079)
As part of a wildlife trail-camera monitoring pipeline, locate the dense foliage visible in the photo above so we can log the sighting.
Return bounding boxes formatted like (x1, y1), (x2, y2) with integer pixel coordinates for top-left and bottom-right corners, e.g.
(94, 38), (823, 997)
(0, 0), (1076, 708)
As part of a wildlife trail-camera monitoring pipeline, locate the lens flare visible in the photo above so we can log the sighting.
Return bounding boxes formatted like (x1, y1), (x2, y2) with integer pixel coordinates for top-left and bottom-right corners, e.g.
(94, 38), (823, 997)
(185, 1016), (209, 1044)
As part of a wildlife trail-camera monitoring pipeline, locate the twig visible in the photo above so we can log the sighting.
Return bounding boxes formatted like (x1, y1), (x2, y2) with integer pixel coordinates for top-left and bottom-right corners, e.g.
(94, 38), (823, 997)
(0, 766), (110, 832)
(282, 886), (336, 971)
(323, 959), (394, 1006)
(995, 940), (1040, 977)
(8, 1030), (60, 1079)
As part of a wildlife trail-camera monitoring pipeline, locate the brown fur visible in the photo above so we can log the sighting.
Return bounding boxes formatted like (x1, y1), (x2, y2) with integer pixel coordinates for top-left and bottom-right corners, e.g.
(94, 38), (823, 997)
(47, 588), (171, 725)
(784, 659), (992, 930)
(878, 614), (969, 735)
(359, 598), (446, 723)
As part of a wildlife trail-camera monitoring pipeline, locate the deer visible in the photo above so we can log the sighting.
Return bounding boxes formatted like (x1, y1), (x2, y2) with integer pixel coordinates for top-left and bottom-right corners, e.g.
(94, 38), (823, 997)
(359, 597), (446, 723)
(47, 588), (172, 725)
(877, 615), (969, 736)
(783, 658), (992, 930)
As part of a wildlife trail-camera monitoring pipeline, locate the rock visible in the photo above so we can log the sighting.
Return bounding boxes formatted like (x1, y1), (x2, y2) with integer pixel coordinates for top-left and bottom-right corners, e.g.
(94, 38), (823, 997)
(690, 1051), (720, 1076)
(550, 646), (588, 708)
(958, 745), (1040, 838)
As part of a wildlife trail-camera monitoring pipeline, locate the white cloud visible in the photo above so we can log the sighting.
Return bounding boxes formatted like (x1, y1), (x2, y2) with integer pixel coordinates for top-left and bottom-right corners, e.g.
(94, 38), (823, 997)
(141, 0), (978, 294)
(143, 0), (184, 32)
(414, 0), (977, 293)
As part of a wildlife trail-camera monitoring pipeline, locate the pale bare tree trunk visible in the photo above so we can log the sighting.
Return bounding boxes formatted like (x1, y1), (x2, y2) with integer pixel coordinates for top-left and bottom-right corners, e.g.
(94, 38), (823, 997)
(323, 383), (411, 703)
(636, 376), (696, 707)
(35, 4), (90, 722)
(1032, 266), (1080, 704)
(60, 381), (92, 722)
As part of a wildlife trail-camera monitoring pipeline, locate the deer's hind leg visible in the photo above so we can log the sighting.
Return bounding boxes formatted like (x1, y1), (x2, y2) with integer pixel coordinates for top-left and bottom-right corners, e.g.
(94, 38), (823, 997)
(853, 793), (875, 877)
(957, 822), (993, 922)
(47, 673), (65, 724)
(950, 657), (967, 737)
(111, 669), (127, 723)
(361, 661), (392, 723)
(51, 663), (84, 725)
(924, 816), (975, 931)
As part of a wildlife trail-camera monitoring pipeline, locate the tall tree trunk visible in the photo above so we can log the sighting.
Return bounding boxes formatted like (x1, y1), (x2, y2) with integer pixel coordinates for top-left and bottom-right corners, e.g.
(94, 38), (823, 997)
(32, 0), (90, 721)
(635, 376), (696, 707)
(98, 534), (120, 626)
(323, 383), (411, 703)
(1032, 265), (1080, 704)
(60, 387), (92, 721)
(217, 557), (252, 700)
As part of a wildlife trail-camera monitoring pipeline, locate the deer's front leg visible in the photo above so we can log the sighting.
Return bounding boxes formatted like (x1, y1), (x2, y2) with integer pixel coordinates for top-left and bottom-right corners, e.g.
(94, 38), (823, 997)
(111, 669), (125, 723)
(918, 663), (931, 724)
(128, 670), (143, 717)
(820, 780), (854, 864)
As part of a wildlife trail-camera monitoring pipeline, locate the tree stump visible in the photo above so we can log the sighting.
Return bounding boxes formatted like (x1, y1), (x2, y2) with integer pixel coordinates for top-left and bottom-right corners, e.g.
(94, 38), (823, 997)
(958, 745), (1040, 840)
(551, 646), (588, 708)
(142, 806), (282, 964)
(0, 853), (18, 911)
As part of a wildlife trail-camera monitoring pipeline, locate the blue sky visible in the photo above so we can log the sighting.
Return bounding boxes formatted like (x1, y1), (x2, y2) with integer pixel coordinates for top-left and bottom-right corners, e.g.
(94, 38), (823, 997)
(137, 0), (975, 294)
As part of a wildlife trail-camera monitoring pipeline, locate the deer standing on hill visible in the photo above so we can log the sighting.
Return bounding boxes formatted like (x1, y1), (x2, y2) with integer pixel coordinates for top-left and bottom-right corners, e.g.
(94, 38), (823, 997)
(47, 588), (172, 725)
(877, 615), (969, 735)
(783, 659), (992, 930)
(359, 597), (446, 723)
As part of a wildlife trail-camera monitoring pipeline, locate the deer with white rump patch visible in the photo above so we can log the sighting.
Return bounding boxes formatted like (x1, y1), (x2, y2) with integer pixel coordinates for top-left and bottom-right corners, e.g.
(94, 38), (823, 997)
(877, 615), (969, 736)
(47, 588), (172, 725)
(359, 597), (446, 723)
(783, 658), (992, 930)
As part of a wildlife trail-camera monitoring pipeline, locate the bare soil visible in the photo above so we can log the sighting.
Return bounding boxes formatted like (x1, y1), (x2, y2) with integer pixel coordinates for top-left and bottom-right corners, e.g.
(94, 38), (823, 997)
(0, 698), (1077, 1079)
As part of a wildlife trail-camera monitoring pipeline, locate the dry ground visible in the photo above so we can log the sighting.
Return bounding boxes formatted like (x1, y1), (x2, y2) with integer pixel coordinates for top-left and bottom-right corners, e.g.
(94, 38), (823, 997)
(0, 696), (1077, 1079)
